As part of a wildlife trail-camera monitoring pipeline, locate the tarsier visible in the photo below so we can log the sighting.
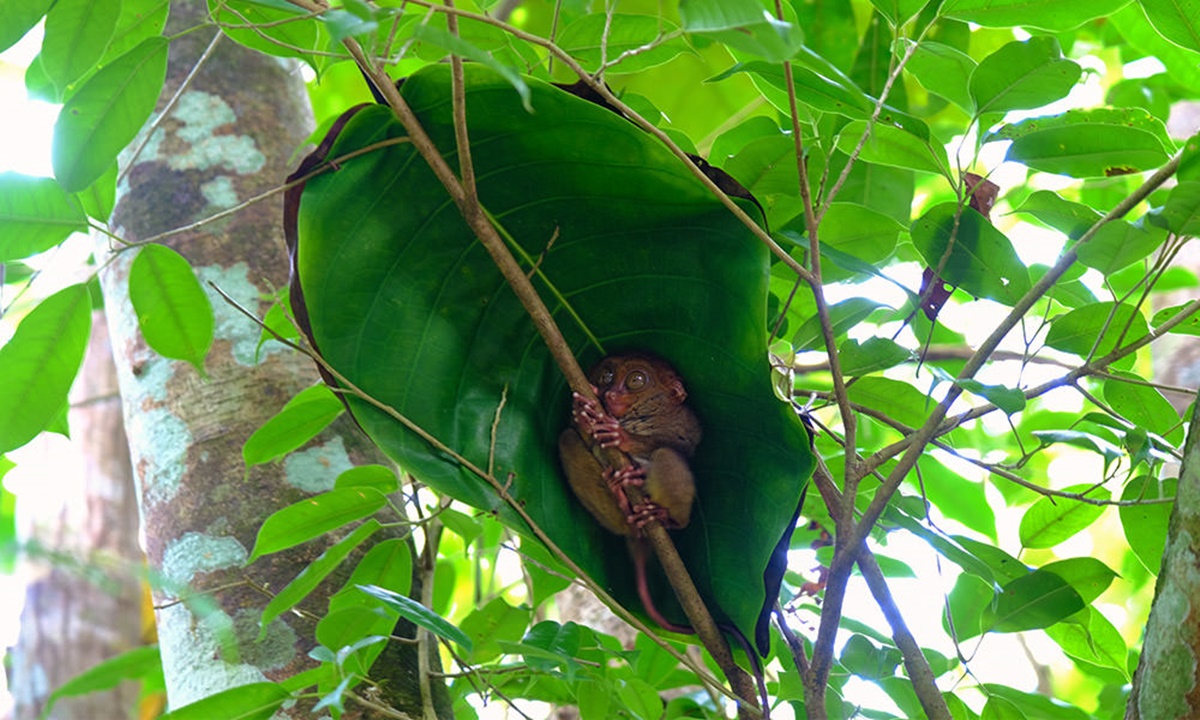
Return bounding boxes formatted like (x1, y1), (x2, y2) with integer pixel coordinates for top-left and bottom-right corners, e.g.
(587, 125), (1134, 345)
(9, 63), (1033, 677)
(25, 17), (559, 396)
(558, 352), (701, 632)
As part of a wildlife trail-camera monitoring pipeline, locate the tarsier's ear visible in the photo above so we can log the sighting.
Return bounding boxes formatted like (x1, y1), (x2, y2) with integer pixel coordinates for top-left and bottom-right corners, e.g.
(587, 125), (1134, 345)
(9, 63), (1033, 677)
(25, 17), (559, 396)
(667, 375), (687, 403)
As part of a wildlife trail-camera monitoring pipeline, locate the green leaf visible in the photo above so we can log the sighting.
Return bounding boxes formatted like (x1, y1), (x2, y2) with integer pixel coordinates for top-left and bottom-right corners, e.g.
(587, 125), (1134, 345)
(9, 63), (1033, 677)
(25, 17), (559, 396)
(989, 107), (1174, 152)
(128, 244), (215, 374)
(847, 376), (932, 429)
(970, 38), (1081, 116)
(1113, 4), (1200, 92)
(1032, 429), (1122, 465)
(556, 13), (684, 74)
(987, 568), (1086, 632)
(1076, 220), (1164, 274)
(334, 464), (399, 493)
(242, 384), (345, 466)
(1162, 181), (1200, 236)
(357, 584), (473, 651)
(837, 337), (912, 376)
(44, 645), (161, 718)
(0, 172), (89, 262)
(982, 697), (1025, 720)
(207, 0), (321, 63)
(1019, 485), (1109, 549)
(819, 202), (903, 263)
(910, 204), (1031, 306)
(52, 36), (169, 192)
(330, 538), (413, 612)
(40, 0), (120, 92)
(159, 682), (291, 720)
(942, 0), (1130, 31)
(1120, 475), (1175, 574)
(286, 65), (813, 651)
(260, 519), (381, 630)
(1044, 301), (1149, 363)
(1045, 607), (1128, 675)
(1005, 123), (1171, 178)
(1139, 0), (1200, 53)
(944, 572), (992, 639)
(681, 0), (804, 62)
(1012, 190), (1101, 240)
(956, 379), (1026, 414)
(869, 0), (930, 25)
(410, 24), (531, 112)
(1103, 373), (1183, 445)
(836, 119), (948, 175)
(792, 297), (885, 351)
(903, 40), (976, 112)
(0, 1), (52, 54)
(249, 487), (387, 562)
(1151, 303), (1200, 336)
(76, 162), (117, 222)
(0, 284), (91, 454)
(1041, 556), (1117, 604)
(459, 596), (534, 663)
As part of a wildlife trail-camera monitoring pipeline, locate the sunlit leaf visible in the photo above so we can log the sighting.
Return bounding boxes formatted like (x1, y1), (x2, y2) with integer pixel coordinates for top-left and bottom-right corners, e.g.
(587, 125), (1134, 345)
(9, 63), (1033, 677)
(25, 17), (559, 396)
(943, 0), (1129, 31)
(52, 37), (169, 192)
(1019, 485), (1109, 549)
(970, 38), (1080, 116)
(1120, 475), (1176, 574)
(1139, 0), (1200, 53)
(986, 568), (1085, 632)
(249, 487), (387, 562)
(159, 683), (291, 720)
(0, 284), (91, 454)
(128, 244), (215, 374)
(0, 172), (89, 262)
(40, 0), (120, 92)
(242, 384), (345, 466)
(556, 13), (685, 74)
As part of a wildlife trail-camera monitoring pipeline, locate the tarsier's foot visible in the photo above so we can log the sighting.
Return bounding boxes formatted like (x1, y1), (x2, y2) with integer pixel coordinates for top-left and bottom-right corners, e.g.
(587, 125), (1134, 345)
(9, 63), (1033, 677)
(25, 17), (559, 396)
(629, 500), (672, 529)
(602, 465), (644, 514)
(571, 390), (624, 448)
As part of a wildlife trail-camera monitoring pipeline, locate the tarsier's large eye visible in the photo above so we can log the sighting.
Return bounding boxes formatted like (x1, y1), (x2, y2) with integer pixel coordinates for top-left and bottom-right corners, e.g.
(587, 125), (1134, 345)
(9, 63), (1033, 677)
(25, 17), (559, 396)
(598, 369), (615, 387)
(625, 370), (648, 390)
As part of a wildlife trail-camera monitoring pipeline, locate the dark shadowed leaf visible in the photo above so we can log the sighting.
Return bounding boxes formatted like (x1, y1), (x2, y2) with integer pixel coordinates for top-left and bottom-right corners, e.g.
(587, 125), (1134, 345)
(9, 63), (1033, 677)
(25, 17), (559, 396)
(358, 584), (473, 651)
(286, 65), (812, 650)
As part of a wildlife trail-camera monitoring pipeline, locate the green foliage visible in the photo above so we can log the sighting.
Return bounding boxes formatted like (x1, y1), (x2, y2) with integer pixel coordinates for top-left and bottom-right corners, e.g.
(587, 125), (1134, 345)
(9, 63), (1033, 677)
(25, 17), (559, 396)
(4, 0), (1200, 717)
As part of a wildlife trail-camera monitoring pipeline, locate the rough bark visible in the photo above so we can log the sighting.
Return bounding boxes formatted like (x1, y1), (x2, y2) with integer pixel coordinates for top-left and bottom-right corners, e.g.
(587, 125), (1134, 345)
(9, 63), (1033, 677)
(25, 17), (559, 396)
(1126, 401), (1200, 719)
(10, 314), (149, 720)
(97, 2), (448, 716)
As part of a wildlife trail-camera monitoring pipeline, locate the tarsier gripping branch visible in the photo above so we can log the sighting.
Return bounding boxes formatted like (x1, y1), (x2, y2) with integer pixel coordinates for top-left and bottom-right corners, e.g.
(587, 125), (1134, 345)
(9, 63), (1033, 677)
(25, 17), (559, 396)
(558, 352), (701, 633)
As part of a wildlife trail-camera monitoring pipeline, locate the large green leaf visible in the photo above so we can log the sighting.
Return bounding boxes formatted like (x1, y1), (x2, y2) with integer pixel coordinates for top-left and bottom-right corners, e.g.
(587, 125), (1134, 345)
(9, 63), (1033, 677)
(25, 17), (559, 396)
(286, 65), (813, 651)
(1139, 0), (1200, 53)
(40, 0), (120, 92)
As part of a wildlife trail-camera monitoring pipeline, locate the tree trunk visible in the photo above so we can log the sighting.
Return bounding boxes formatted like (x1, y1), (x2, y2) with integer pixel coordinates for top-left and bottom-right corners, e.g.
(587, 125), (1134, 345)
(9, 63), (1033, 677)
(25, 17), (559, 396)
(1126, 400), (1200, 718)
(10, 313), (149, 720)
(97, 2), (447, 716)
